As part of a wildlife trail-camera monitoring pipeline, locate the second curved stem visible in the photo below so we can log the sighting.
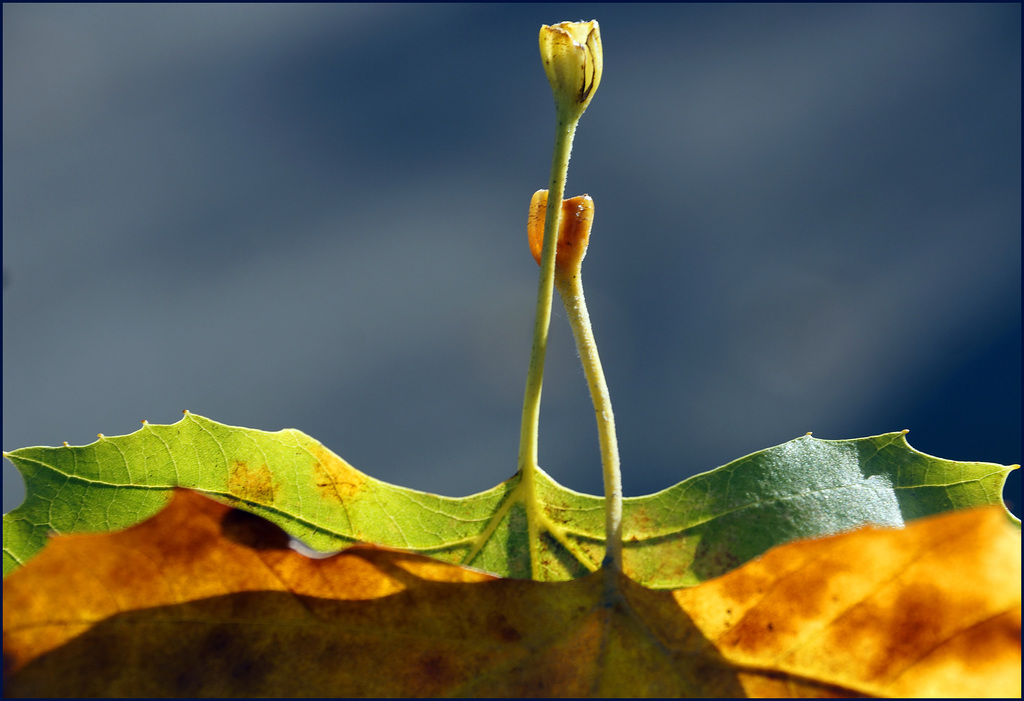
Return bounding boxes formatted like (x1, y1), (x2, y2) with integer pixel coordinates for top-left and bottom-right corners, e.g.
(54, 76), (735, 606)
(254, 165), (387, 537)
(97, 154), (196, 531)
(555, 271), (623, 573)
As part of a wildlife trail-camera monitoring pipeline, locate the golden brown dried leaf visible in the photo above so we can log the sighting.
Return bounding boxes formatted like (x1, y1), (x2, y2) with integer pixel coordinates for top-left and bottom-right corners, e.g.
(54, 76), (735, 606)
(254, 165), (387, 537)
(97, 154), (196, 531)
(3, 491), (1019, 697)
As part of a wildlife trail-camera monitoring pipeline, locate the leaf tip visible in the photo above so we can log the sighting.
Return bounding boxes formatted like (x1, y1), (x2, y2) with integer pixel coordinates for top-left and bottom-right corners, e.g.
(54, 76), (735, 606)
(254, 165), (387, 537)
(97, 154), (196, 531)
(182, 409), (191, 415)
(140, 419), (148, 425)
(96, 433), (105, 440)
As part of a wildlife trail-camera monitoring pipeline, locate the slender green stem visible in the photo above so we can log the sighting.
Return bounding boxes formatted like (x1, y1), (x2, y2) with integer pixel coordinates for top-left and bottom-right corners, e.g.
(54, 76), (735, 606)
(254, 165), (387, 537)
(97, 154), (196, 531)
(517, 115), (579, 577)
(554, 271), (623, 573)
(518, 116), (579, 477)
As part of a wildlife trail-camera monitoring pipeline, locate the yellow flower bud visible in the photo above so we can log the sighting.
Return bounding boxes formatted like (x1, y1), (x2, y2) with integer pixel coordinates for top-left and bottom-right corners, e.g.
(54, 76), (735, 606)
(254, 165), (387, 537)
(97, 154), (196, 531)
(527, 189), (595, 273)
(539, 20), (603, 118)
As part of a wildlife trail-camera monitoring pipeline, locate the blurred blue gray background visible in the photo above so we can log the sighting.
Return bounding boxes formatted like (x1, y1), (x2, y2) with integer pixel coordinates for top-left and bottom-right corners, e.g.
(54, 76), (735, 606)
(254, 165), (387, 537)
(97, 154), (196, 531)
(4, 4), (1020, 517)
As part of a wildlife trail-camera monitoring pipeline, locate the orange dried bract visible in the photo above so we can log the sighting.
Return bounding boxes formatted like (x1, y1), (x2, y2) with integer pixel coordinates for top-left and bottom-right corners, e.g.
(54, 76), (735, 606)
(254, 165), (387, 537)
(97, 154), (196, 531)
(528, 189), (594, 271)
(527, 189), (549, 265)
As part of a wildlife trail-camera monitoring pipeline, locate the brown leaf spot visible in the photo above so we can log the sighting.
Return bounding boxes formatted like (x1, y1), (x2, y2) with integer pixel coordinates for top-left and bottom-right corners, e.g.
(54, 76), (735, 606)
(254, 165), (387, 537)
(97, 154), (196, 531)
(488, 611), (524, 644)
(310, 444), (366, 503)
(227, 460), (277, 505)
(219, 508), (290, 551)
(690, 535), (745, 582)
(415, 651), (454, 689)
(624, 505), (654, 534)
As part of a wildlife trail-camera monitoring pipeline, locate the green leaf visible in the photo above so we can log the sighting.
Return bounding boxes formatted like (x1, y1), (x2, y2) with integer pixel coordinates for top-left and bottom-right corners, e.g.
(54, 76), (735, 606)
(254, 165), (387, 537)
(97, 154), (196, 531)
(3, 413), (1016, 586)
(618, 433), (1019, 587)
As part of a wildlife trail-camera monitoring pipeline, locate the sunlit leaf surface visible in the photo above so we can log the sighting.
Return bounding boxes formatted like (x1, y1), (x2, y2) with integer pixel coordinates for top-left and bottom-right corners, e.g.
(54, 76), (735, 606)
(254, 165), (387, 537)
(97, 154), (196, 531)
(3, 413), (1016, 587)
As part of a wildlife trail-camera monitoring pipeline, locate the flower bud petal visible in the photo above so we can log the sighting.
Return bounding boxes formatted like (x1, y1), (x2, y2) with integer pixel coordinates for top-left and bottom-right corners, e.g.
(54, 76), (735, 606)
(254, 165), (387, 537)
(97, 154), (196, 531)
(539, 20), (603, 116)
